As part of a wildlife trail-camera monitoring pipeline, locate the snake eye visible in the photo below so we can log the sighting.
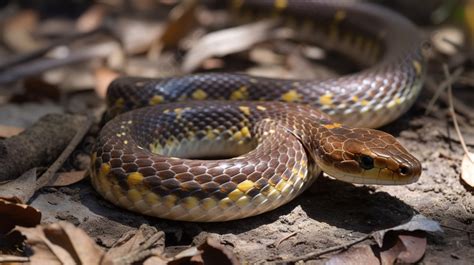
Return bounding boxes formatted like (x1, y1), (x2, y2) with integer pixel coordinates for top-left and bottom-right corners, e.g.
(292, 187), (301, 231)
(359, 155), (374, 170)
(399, 166), (410, 176)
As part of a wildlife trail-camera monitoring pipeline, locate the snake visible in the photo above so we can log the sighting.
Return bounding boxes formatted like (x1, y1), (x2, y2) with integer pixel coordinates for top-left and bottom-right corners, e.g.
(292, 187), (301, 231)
(90, 0), (425, 222)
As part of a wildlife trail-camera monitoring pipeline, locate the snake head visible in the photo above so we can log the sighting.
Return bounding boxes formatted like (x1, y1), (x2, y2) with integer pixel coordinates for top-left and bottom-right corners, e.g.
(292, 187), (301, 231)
(316, 127), (422, 185)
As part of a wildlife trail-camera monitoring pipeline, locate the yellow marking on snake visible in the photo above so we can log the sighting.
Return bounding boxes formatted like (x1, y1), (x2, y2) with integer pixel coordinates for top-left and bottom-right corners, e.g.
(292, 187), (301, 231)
(412, 60), (422, 76)
(115, 98), (125, 107)
(201, 198), (217, 210)
(228, 189), (244, 201)
(239, 106), (251, 116)
(192, 89), (208, 100)
(149, 95), (164, 105)
(361, 99), (369, 106)
(206, 129), (216, 140)
(274, 0), (287, 10)
(100, 163), (110, 177)
(219, 197), (233, 209)
(183, 197), (199, 210)
(173, 107), (190, 119)
(281, 90), (302, 102)
(324, 123), (342, 129)
(127, 172), (144, 186)
(236, 196), (250, 207)
(127, 189), (142, 203)
(256, 105), (266, 111)
(163, 195), (178, 208)
(237, 180), (255, 193)
(241, 126), (251, 138)
(123, 140), (128, 145)
(145, 192), (159, 205)
(352, 96), (359, 102)
(319, 93), (333, 106)
(230, 86), (249, 100)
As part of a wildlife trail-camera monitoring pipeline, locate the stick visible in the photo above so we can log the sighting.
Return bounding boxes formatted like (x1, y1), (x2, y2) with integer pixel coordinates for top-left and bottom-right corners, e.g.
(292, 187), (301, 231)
(280, 234), (371, 263)
(443, 64), (473, 163)
(36, 115), (92, 190)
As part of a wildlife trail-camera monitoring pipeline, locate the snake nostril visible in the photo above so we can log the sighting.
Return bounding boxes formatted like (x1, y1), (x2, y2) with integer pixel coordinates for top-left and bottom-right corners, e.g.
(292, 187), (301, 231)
(399, 166), (410, 176)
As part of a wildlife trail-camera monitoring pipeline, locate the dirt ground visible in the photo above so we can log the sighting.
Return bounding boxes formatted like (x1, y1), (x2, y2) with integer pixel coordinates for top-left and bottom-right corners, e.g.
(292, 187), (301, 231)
(3, 90), (468, 264)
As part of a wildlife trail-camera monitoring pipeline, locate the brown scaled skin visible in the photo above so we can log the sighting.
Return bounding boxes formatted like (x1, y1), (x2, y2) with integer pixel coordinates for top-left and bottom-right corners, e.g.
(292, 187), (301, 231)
(316, 127), (422, 185)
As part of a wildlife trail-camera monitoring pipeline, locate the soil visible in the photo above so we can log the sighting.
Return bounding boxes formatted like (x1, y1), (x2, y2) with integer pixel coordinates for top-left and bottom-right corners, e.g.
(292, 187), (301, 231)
(15, 95), (473, 264)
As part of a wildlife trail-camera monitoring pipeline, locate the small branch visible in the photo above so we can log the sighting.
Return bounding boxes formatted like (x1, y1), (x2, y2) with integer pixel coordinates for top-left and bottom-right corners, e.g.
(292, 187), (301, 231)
(280, 234), (371, 263)
(0, 255), (29, 263)
(272, 232), (297, 248)
(424, 67), (463, 116)
(0, 27), (107, 72)
(36, 115), (92, 190)
(443, 64), (473, 163)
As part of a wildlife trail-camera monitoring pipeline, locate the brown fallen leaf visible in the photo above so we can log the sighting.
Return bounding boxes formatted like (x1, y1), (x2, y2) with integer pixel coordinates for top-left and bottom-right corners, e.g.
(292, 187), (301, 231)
(49, 170), (88, 187)
(16, 222), (104, 265)
(373, 214), (443, 246)
(0, 168), (37, 203)
(166, 237), (240, 265)
(149, 0), (198, 58)
(0, 197), (41, 235)
(182, 19), (279, 73)
(396, 232), (427, 263)
(327, 215), (440, 264)
(95, 67), (121, 99)
(3, 10), (43, 52)
(0, 125), (24, 138)
(104, 224), (165, 264)
(326, 245), (379, 265)
(76, 4), (107, 32)
(461, 152), (474, 187)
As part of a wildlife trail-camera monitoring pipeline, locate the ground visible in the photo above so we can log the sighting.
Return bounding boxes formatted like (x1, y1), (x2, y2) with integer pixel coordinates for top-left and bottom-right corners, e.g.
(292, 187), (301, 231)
(17, 96), (473, 264)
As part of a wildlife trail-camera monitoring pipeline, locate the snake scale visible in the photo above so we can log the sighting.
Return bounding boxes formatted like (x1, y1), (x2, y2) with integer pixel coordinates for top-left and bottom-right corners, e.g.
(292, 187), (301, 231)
(91, 0), (425, 222)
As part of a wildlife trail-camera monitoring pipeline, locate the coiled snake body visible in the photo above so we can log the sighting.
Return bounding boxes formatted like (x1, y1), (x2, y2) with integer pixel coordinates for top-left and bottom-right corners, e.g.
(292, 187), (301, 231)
(91, 0), (425, 221)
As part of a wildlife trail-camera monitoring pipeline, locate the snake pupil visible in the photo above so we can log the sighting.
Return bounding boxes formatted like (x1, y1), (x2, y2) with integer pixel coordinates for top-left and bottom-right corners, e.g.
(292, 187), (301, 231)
(360, 156), (374, 170)
(399, 166), (410, 176)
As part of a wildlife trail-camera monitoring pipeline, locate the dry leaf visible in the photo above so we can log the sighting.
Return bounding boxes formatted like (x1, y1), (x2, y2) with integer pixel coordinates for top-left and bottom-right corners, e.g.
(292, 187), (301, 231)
(104, 224), (165, 264)
(16, 222), (104, 265)
(76, 5), (107, 32)
(396, 233), (427, 263)
(0, 168), (37, 203)
(95, 67), (120, 99)
(49, 170), (88, 187)
(461, 152), (474, 187)
(182, 20), (278, 73)
(0, 197), (41, 235)
(167, 237), (239, 265)
(150, 0), (198, 57)
(431, 27), (464, 55)
(373, 214), (442, 246)
(3, 10), (43, 52)
(0, 125), (24, 138)
(326, 245), (379, 265)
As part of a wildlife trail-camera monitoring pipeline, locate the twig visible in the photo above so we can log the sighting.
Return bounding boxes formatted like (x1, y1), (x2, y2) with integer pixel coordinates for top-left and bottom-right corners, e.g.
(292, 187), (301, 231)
(273, 232), (297, 248)
(0, 255), (29, 263)
(443, 64), (473, 163)
(0, 41), (121, 84)
(424, 67), (463, 116)
(280, 234), (371, 263)
(36, 115), (92, 190)
(440, 224), (474, 246)
(0, 27), (107, 72)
